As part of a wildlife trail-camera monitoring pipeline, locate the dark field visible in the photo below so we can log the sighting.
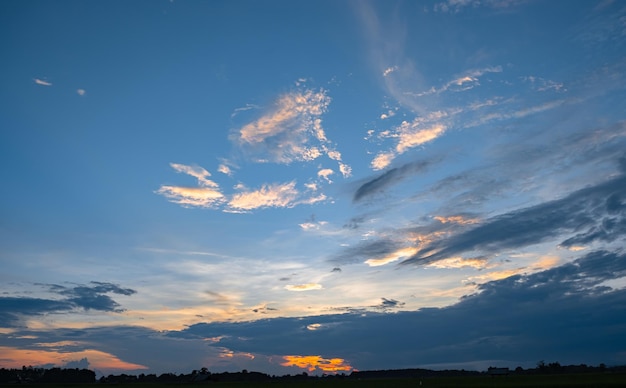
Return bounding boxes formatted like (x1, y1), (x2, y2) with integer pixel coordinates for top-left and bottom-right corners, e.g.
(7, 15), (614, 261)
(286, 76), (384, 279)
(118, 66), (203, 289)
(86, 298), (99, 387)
(16, 372), (626, 388)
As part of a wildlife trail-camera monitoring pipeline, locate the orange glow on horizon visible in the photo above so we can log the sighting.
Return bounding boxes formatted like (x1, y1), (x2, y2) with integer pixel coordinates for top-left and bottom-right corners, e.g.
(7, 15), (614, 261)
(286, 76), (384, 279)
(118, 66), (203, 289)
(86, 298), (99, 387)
(0, 346), (148, 371)
(281, 355), (352, 373)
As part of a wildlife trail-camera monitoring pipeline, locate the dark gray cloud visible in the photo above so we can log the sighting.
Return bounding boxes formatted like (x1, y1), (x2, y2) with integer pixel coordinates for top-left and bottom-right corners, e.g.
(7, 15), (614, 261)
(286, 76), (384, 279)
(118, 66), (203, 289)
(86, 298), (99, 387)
(375, 297), (405, 310)
(0, 297), (74, 327)
(402, 171), (626, 266)
(0, 282), (136, 327)
(353, 159), (435, 203)
(56, 282), (137, 312)
(169, 249), (626, 370)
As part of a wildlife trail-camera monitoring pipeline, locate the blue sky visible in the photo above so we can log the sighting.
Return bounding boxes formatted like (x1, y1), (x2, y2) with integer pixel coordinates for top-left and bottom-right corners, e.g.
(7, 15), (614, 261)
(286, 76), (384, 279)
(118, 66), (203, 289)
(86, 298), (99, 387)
(1, 0), (626, 376)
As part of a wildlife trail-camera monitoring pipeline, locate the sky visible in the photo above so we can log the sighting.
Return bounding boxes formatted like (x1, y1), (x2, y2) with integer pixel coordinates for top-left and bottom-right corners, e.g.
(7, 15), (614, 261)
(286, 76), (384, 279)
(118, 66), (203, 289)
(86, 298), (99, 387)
(1, 0), (626, 377)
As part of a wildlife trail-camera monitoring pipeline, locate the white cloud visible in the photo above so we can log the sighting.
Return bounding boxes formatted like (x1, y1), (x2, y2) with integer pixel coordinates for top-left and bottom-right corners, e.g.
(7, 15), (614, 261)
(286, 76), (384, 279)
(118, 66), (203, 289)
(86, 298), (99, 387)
(370, 152), (396, 171)
(218, 164), (233, 176)
(317, 168), (334, 183)
(365, 247), (419, 267)
(33, 78), (52, 86)
(76, 89), (86, 96)
(396, 123), (446, 153)
(383, 66), (399, 77)
(380, 109), (397, 120)
(338, 162), (352, 178)
(299, 220), (328, 231)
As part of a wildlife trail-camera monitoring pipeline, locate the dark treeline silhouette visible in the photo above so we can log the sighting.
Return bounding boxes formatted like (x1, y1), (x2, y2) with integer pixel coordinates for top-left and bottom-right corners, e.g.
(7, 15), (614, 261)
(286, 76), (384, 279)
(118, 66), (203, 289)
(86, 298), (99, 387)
(0, 365), (95, 384)
(0, 362), (624, 384)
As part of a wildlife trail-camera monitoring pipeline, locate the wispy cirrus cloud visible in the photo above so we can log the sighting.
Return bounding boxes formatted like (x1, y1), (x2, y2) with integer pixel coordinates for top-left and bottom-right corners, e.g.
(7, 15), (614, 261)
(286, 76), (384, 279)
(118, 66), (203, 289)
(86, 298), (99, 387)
(407, 66), (503, 97)
(433, 0), (527, 13)
(230, 103), (259, 118)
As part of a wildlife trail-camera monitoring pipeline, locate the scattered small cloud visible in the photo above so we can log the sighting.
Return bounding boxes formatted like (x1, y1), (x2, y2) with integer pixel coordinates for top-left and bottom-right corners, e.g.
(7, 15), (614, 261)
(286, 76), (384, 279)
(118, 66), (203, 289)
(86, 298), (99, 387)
(218, 164), (233, 176)
(317, 168), (334, 183)
(380, 109), (396, 120)
(76, 89), (86, 96)
(33, 78), (52, 86)
(370, 152), (395, 171)
(299, 219), (328, 231)
(382, 66), (398, 77)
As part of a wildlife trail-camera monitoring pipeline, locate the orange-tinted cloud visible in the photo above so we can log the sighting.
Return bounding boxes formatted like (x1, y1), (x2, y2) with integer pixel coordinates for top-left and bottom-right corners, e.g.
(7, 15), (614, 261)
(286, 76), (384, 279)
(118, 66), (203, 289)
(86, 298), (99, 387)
(229, 181), (299, 210)
(434, 215), (479, 225)
(284, 283), (322, 291)
(281, 355), (352, 373)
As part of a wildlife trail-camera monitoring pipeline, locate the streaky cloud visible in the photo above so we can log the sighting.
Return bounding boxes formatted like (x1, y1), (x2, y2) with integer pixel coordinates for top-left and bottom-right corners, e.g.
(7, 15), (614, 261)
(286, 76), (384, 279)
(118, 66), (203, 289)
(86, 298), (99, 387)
(354, 159), (435, 202)
(402, 167), (626, 266)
